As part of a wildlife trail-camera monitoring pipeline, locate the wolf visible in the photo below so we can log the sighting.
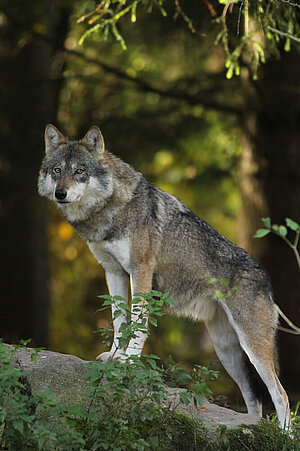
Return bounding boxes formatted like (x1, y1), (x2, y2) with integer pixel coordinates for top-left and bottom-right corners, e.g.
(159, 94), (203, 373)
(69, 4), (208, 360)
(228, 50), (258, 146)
(38, 124), (290, 428)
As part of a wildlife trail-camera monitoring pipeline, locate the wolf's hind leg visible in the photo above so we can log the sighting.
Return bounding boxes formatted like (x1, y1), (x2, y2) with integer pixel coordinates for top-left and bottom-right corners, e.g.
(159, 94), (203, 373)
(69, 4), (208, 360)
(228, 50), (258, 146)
(205, 305), (262, 416)
(220, 300), (290, 429)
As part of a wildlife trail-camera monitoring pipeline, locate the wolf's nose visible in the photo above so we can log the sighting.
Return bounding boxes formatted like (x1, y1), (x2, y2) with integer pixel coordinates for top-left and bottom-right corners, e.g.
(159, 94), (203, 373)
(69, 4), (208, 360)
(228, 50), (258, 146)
(55, 189), (67, 200)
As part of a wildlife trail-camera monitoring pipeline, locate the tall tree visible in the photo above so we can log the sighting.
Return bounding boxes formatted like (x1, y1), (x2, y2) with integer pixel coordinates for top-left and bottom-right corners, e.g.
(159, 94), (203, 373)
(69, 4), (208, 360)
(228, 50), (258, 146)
(0, 1), (71, 346)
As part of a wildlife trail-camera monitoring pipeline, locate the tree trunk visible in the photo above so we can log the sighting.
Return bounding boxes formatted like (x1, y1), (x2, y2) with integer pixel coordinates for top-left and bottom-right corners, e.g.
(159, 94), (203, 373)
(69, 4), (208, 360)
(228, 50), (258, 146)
(238, 50), (300, 403)
(0, 1), (71, 346)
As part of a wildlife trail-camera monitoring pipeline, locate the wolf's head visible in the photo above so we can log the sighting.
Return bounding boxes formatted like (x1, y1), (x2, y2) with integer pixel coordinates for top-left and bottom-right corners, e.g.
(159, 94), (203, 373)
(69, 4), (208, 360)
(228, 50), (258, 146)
(38, 125), (113, 214)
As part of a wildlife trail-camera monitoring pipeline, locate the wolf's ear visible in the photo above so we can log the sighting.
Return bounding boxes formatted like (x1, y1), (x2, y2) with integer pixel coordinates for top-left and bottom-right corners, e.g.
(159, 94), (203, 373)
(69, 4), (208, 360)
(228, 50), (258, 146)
(44, 124), (66, 154)
(81, 126), (105, 156)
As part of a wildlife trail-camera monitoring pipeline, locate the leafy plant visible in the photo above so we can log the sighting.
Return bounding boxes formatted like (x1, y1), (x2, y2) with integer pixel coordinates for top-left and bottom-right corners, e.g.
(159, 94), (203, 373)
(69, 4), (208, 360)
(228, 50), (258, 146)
(96, 290), (173, 352)
(0, 292), (220, 450)
(1, 287), (300, 448)
(218, 421), (300, 451)
(0, 340), (85, 450)
(254, 217), (300, 338)
(254, 217), (300, 270)
(82, 290), (219, 449)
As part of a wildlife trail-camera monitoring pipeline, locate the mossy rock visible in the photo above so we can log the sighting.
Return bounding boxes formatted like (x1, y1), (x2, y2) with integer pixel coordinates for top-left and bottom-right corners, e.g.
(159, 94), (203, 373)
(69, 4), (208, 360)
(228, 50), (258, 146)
(218, 422), (300, 451)
(7, 345), (90, 406)
(139, 412), (213, 450)
(7, 345), (260, 432)
(7, 344), (300, 450)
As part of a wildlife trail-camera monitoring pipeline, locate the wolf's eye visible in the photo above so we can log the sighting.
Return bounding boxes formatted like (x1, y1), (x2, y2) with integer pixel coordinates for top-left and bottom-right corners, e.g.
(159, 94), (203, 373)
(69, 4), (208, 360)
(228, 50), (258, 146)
(53, 167), (61, 174)
(75, 168), (84, 175)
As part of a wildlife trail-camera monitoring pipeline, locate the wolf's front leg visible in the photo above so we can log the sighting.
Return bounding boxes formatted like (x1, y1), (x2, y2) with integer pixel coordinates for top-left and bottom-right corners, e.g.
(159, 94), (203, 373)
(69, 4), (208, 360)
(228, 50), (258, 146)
(125, 268), (153, 358)
(97, 271), (129, 362)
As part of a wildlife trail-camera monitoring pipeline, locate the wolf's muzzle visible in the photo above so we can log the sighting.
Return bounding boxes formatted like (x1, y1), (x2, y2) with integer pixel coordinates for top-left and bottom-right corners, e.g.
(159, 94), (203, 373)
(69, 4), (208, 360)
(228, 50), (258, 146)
(55, 189), (67, 200)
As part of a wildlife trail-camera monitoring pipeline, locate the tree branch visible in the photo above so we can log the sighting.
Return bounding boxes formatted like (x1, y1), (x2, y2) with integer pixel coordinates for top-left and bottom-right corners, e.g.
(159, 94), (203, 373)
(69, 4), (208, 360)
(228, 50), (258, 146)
(267, 26), (300, 43)
(278, 0), (300, 8)
(63, 47), (241, 115)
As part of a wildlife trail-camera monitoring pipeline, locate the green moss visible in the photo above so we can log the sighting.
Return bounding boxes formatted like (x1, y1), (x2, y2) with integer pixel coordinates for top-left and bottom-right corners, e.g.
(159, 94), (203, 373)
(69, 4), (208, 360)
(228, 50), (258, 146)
(219, 422), (300, 451)
(138, 411), (213, 450)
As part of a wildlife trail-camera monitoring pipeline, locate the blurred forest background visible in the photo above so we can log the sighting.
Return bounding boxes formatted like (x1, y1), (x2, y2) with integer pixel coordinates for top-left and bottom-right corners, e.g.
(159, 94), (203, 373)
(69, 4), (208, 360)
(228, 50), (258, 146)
(0, 0), (299, 411)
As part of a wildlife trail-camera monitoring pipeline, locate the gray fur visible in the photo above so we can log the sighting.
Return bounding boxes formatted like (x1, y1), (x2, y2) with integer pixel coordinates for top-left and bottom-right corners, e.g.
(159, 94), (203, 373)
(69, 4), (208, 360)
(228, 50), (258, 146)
(38, 125), (290, 429)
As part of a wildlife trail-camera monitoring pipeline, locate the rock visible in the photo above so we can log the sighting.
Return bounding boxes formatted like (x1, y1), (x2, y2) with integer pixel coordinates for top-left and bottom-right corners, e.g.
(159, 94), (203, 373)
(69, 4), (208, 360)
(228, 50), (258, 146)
(7, 345), (260, 432)
(166, 387), (260, 431)
(8, 345), (90, 406)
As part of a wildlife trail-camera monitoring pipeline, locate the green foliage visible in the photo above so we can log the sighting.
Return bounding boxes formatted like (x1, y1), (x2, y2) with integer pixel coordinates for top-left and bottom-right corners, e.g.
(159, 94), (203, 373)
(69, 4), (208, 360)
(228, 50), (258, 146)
(207, 277), (239, 301)
(1, 337), (300, 449)
(0, 340), (85, 450)
(216, 0), (300, 79)
(87, 291), (219, 449)
(213, 0), (300, 78)
(0, 292), (220, 450)
(77, 0), (169, 49)
(254, 217), (300, 336)
(97, 291), (173, 350)
(77, 0), (300, 78)
(254, 217), (300, 270)
(218, 421), (300, 450)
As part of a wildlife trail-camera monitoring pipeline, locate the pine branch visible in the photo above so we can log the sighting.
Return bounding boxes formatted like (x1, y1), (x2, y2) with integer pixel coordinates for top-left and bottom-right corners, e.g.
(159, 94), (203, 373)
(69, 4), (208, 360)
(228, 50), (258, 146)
(267, 26), (300, 43)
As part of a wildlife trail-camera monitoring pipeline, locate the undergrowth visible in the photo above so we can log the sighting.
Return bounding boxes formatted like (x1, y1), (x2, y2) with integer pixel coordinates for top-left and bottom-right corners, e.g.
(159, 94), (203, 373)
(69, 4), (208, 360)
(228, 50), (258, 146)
(0, 291), (218, 450)
(1, 287), (299, 449)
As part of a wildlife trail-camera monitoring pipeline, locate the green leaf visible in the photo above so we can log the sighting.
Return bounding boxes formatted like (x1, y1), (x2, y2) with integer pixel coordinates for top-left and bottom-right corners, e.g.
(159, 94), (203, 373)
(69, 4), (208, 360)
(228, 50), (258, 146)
(279, 225), (287, 237)
(166, 354), (176, 366)
(113, 310), (123, 320)
(219, 424), (228, 434)
(208, 278), (228, 286)
(175, 370), (193, 385)
(286, 218), (300, 231)
(215, 290), (225, 299)
(235, 65), (240, 76)
(148, 359), (157, 370)
(149, 317), (157, 327)
(157, 0), (167, 17)
(113, 295), (127, 301)
(226, 65), (234, 79)
(253, 228), (270, 238)
(132, 292), (146, 297)
(12, 419), (24, 433)
(284, 38), (291, 52)
(117, 302), (131, 312)
(179, 391), (191, 405)
(193, 391), (204, 407)
(155, 298), (164, 306)
(261, 217), (271, 229)
(149, 436), (159, 448)
(38, 436), (46, 450)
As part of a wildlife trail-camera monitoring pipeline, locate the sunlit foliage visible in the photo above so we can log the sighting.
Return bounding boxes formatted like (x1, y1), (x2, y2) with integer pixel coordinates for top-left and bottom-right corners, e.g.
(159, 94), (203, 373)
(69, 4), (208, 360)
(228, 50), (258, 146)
(77, 0), (300, 78)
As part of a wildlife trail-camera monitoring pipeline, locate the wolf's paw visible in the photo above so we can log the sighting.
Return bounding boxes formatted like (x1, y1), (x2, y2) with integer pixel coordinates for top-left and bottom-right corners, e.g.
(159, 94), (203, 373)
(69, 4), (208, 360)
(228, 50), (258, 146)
(96, 351), (125, 362)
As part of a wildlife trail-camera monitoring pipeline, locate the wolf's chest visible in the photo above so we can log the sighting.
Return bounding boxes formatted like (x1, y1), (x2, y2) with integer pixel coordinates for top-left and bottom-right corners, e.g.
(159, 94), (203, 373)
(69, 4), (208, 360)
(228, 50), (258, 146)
(88, 238), (131, 274)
